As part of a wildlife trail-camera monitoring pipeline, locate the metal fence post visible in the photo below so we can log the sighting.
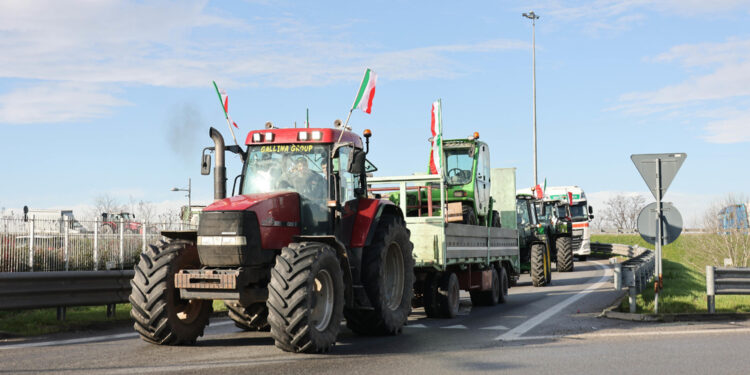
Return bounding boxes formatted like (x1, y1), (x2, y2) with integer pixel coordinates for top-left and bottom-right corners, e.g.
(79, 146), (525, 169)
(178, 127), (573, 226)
(64, 216), (69, 271)
(629, 287), (637, 313)
(119, 219), (124, 270)
(142, 222), (147, 253)
(706, 265), (715, 314)
(93, 219), (99, 271)
(29, 217), (35, 272)
(614, 262), (622, 291)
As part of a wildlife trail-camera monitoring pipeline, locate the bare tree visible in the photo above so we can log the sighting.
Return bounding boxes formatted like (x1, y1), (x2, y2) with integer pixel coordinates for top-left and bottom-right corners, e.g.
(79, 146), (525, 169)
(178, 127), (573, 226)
(602, 194), (647, 231)
(135, 200), (156, 224)
(92, 194), (121, 219)
(697, 194), (750, 267)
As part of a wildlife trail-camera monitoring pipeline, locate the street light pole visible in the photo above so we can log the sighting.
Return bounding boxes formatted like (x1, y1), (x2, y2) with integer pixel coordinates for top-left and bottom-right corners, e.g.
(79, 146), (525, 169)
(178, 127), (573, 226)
(170, 178), (192, 209)
(523, 11), (540, 188)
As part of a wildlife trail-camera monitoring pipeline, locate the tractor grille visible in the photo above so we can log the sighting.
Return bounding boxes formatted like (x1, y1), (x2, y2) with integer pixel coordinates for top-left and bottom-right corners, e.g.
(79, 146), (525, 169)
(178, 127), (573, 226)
(197, 210), (262, 267)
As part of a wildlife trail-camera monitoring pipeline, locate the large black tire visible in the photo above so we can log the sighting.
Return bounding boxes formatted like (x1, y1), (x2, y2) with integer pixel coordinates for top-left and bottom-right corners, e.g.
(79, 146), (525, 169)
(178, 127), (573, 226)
(225, 301), (270, 331)
(530, 243), (549, 287)
(129, 239), (212, 345)
(469, 267), (500, 306)
(345, 216), (414, 336)
(497, 265), (509, 303)
(555, 237), (574, 272)
(462, 205), (477, 225)
(267, 242), (344, 353)
(422, 272), (440, 318)
(545, 245), (553, 285)
(436, 272), (460, 318)
(491, 210), (502, 228)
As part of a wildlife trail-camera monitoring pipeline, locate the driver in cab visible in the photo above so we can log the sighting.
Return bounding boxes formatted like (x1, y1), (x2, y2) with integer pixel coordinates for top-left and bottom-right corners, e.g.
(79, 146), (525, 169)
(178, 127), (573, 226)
(288, 157), (326, 200)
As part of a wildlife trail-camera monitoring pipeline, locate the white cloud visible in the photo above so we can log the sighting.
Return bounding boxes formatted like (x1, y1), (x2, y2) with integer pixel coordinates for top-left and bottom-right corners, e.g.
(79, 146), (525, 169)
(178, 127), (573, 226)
(0, 1), (526, 124)
(614, 38), (750, 143)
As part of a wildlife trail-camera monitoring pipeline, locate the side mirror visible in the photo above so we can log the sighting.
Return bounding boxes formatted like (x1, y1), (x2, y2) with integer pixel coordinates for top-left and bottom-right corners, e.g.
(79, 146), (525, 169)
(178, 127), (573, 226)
(201, 154), (211, 175)
(347, 149), (366, 174)
(588, 206), (593, 214)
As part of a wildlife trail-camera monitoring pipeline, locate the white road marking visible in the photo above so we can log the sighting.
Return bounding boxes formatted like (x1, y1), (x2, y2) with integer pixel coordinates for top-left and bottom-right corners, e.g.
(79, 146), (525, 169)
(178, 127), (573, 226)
(0, 320), (235, 350)
(480, 324), (509, 330)
(496, 263), (610, 341)
(501, 327), (750, 342)
(442, 324), (467, 329)
(406, 323), (428, 328)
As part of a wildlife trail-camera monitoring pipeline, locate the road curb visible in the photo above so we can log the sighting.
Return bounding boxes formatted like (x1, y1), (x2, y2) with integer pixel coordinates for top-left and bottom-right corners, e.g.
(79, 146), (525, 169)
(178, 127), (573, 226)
(599, 294), (750, 322)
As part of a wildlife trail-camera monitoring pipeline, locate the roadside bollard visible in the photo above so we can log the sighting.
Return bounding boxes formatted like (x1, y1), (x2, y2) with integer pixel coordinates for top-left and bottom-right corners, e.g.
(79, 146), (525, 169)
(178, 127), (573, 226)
(613, 262), (622, 291)
(629, 287), (637, 313)
(706, 265), (715, 314)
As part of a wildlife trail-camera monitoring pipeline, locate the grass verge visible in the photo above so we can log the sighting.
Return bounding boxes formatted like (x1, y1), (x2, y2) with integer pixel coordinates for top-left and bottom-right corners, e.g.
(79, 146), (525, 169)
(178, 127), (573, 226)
(593, 234), (750, 314)
(0, 300), (227, 337)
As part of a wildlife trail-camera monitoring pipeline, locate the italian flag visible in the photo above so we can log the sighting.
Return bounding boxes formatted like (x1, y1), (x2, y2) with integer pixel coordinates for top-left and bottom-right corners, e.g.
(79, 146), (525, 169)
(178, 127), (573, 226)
(212, 81), (238, 128)
(352, 68), (377, 114)
(429, 100), (443, 175)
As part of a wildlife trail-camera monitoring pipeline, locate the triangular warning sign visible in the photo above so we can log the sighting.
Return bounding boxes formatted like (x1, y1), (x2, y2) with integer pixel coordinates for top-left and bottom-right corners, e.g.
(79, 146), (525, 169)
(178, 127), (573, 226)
(631, 153), (686, 200)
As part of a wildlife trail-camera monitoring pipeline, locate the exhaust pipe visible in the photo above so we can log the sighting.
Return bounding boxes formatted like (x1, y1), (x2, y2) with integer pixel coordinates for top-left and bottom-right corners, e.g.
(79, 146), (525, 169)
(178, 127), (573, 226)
(209, 127), (226, 200)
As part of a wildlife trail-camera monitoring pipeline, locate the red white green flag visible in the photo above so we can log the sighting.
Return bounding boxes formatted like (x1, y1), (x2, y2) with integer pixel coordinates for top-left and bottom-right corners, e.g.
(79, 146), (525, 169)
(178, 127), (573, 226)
(352, 68), (377, 114)
(429, 100), (443, 175)
(212, 81), (238, 128)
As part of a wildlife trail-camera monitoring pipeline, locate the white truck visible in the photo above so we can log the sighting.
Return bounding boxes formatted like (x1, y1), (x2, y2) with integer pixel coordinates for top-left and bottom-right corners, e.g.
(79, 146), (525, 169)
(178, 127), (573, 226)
(542, 186), (593, 260)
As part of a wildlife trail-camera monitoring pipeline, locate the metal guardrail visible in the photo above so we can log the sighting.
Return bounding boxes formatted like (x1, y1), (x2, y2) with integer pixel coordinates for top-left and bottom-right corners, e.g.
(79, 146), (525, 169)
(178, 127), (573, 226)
(604, 243), (655, 313)
(591, 242), (648, 258)
(706, 266), (750, 313)
(0, 270), (134, 319)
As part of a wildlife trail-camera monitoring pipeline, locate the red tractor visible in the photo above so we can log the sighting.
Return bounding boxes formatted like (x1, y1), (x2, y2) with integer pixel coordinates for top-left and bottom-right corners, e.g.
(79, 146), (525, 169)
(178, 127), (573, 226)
(130, 125), (414, 353)
(101, 212), (142, 234)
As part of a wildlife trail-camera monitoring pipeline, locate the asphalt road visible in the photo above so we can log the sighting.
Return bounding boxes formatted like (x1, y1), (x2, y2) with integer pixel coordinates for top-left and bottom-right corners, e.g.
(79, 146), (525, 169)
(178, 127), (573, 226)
(2, 259), (750, 374)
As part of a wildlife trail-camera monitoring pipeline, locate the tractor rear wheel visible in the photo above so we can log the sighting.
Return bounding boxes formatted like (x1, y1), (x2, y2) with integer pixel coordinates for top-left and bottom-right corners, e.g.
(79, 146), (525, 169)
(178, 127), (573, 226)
(129, 239), (212, 345)
(225, 301), (270, 331)
(436, 272), (460, 318)
(530, 243), (549, 287)
(345, 216), (414, 335)
(470, 267), (500, 306)
(555, 237), (574, 272)
(267, 242), (344, 353)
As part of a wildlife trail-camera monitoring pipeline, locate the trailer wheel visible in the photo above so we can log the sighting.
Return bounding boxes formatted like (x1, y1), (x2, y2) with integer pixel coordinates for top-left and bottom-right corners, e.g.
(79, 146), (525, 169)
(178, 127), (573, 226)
(555, 237), (574, 272)
(497, 266), (509, 303)
(470, 267), (500, 306)
(225, 301), (270, 331)
(345, 216), (414, 335)
(436, 272), (460, 318)
(530, 243), (549, 287)
(129, 239), (212, 345)
(267, 242), (344, 353)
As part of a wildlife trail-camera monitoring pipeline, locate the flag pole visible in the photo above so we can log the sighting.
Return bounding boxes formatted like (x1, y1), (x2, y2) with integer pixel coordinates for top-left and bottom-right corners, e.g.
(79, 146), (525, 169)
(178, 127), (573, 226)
(212, 81), (240, 147)
(225, 118), (239, 147)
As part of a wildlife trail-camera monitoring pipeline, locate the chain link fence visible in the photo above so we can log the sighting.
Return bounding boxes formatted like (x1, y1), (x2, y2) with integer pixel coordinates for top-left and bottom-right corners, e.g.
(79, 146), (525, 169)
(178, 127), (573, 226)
(0, 217), (196, 272)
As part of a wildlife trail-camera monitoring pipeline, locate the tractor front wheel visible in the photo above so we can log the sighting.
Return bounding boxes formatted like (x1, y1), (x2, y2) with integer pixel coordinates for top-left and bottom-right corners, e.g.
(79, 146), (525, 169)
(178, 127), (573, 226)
(530, 243), (550, 287)
(345, 216), (414, 335)
(267, 242), (344, 353)
(129, 240), (212, 345)
(556, 237), (574, 272)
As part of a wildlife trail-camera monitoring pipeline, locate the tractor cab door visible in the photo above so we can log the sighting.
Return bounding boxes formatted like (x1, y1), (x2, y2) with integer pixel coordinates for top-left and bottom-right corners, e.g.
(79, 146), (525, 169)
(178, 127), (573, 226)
(474, 143), (491, 216)
(516, 199), (535, 247)
(333, 145), (359, 246)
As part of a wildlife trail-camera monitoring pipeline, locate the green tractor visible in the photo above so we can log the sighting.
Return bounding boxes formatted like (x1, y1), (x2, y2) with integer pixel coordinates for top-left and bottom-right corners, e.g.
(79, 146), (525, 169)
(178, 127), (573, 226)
(535, 199), (574, 272)
(390, 135), (500, 227)
(516, 194), (552, 287)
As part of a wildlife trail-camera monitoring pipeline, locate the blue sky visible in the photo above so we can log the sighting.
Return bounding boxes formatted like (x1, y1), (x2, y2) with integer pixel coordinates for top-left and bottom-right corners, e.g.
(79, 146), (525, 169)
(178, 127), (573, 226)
(1, 0), (749, 225)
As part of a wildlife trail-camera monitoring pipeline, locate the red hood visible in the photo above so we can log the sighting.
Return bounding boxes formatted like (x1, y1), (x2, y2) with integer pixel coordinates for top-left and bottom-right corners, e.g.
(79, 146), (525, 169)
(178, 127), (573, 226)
(204, 192), (299, 212)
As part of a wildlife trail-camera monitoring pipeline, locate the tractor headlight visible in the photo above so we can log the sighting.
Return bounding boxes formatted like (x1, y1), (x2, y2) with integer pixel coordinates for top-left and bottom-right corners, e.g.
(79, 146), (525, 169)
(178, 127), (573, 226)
(311, 130), (322, 140)
(197, 236), (247, 246)
(252, 133), (263, 142)
(298, 131), (309, 141)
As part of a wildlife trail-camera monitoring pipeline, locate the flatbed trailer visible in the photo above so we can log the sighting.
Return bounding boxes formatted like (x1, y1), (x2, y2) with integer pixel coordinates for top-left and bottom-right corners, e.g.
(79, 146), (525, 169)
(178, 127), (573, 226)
(368, 168), (520, 318)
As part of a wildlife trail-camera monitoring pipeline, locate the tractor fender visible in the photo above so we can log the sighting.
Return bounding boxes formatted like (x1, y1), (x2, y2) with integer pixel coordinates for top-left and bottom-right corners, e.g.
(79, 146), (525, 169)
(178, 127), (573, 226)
(350, 198), (405, 249)
(161, 230), (197, 243)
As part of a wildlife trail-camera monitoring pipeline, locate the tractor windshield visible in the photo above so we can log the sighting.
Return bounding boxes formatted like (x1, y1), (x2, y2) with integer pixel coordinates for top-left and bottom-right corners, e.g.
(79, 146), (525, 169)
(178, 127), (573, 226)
(242, 144), (330, 234)
(444, 147), (474, 185)
(243, 144), (329, 199)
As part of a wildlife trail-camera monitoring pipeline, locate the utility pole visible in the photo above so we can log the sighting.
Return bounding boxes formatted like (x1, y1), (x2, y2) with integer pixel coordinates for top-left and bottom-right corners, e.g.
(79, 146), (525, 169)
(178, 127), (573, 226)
(523, 11), (540, 188)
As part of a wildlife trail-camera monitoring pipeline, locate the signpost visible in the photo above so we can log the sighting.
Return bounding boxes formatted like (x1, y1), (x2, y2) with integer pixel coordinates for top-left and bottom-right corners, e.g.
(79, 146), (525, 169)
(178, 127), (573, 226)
(631, 153), (686, 313)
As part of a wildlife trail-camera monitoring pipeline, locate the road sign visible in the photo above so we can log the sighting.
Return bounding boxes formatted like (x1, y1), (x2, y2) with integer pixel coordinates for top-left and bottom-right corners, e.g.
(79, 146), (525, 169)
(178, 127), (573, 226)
(631, 153), (686, 200)
(637, 202), (683, 245)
